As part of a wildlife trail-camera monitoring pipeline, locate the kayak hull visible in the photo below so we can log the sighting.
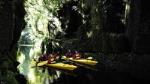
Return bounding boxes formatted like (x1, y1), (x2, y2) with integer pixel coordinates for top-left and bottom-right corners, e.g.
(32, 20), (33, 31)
(73, 59), (98, 66)
(46, 63), (77, 71)
(37, 61), (48, 67)
(36, 61), (77, 70)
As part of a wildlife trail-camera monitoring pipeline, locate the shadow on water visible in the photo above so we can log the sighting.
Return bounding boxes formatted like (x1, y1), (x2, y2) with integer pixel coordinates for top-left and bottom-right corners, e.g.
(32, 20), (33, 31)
(53, 69), (149, 84)
(15, 74), (27, 84)
(52, 53), (150, 84)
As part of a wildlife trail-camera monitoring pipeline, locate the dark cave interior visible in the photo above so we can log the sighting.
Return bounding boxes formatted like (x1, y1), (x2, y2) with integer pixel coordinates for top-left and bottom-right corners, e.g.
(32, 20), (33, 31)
(0, 0), (150, 84)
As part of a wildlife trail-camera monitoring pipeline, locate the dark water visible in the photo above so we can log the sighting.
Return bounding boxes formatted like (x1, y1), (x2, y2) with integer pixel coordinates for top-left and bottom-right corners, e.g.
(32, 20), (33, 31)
(51, 53), (149, 84)
(53, 70), (147, 84)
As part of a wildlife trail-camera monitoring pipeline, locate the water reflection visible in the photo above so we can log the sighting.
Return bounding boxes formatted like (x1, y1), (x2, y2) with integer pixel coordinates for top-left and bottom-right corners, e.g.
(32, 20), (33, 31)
(17, 45), (61, 84)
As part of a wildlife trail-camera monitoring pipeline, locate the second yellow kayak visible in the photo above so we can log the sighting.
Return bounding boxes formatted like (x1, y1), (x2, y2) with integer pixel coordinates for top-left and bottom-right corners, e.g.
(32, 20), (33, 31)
(72, 59), (98, 66)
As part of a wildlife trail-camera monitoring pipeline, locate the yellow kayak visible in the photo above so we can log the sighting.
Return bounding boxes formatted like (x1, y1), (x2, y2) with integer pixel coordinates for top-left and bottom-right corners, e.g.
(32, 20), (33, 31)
(37, 61), (48, 67)
(72, 59), (98, 66)
(35, 61), (77, 70)
(46, 63), (77, 71)
(62, 56), (98, 66)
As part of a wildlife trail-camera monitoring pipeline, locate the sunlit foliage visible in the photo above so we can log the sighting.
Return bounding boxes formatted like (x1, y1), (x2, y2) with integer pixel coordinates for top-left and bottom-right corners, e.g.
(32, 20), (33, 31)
(17, 0), (66, 84)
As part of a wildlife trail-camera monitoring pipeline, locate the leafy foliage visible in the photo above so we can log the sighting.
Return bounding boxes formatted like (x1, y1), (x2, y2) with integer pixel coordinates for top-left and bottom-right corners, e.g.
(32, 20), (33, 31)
(17, 0), (67, 84)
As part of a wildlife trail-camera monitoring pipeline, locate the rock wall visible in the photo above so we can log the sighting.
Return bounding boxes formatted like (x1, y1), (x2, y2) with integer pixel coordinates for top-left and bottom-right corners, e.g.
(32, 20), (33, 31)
(0, 0), (26, 84)
(60, 0), (150, 81)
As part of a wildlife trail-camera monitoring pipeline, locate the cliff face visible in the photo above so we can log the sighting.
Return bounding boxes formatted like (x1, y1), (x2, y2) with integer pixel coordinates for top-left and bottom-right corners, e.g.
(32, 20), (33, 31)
(0, 0), (150, 83)
(0, 0), (26, 84)
(62, 0), (150, 78)
(60, 0), (130, 53)
(127, 0), (150, 79)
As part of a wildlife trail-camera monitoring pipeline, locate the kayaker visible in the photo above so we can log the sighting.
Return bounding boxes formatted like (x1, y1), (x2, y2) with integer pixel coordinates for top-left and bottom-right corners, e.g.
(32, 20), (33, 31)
(47, 54), (55, 64)
(52, 51), (60, 62)
(65, 50), (73, 58)
(73, 51), (81, 59)
(38, 54), (48, 61)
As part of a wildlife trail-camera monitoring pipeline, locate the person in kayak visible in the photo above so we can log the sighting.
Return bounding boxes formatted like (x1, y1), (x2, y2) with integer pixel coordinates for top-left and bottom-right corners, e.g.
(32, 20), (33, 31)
(73, 51), (81, 59)
(65, 50), (73, 58)
(47, 54), (55, 64)
(38, 53), (49, 61)
(52, 51), (61, 62)
(47, 51), (61, 64)
(65, 50), (81, 59)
